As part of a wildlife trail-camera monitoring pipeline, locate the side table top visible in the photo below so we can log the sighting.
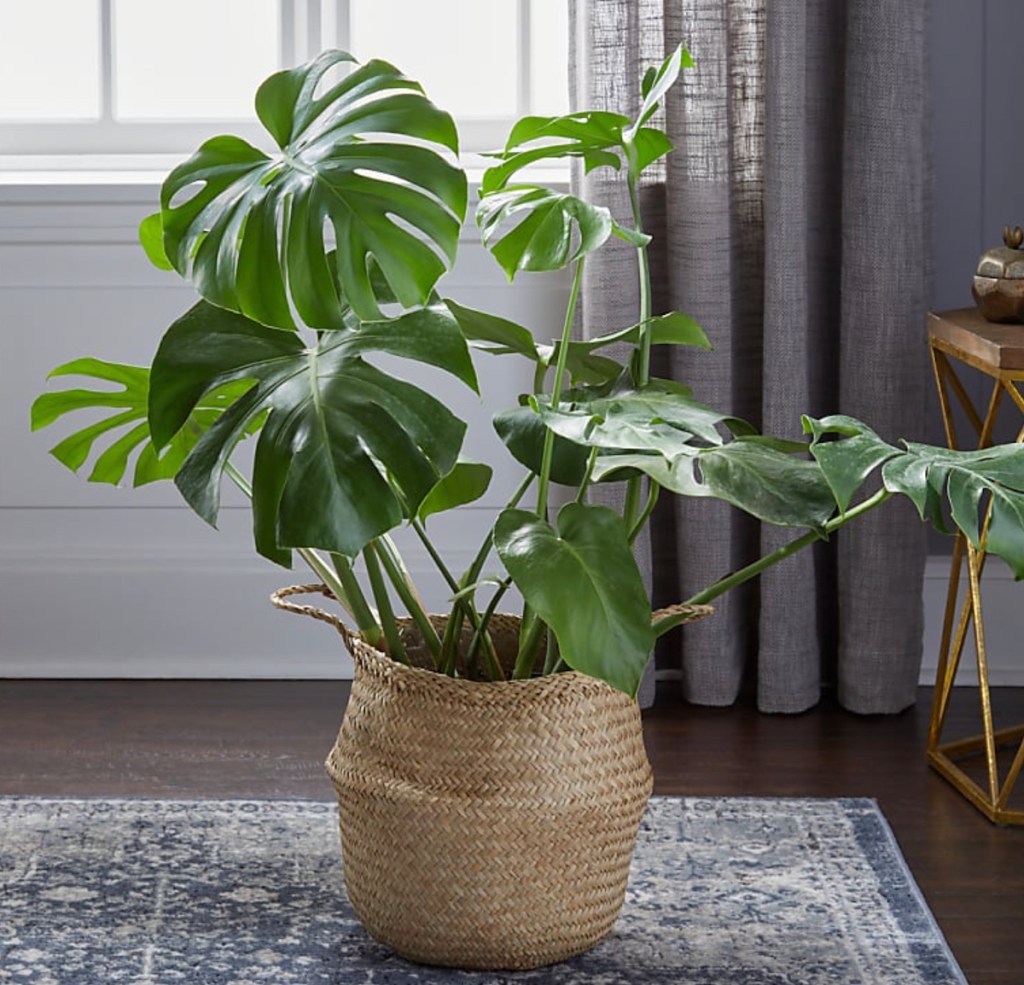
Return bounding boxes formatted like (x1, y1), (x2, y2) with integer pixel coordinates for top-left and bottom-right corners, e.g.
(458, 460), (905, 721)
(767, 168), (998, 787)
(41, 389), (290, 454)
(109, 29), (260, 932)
(929, 307), (1024, 375)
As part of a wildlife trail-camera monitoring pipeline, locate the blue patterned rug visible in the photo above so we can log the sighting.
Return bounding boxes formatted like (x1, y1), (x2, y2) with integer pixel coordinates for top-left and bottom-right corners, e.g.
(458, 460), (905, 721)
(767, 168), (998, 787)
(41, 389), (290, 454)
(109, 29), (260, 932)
(0, 796), (965, 984)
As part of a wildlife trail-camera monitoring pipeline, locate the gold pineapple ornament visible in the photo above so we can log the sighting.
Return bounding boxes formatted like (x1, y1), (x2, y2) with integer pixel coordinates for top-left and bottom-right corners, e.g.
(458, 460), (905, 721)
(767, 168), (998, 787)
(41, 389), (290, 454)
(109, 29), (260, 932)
(973, 224), (1024, 323)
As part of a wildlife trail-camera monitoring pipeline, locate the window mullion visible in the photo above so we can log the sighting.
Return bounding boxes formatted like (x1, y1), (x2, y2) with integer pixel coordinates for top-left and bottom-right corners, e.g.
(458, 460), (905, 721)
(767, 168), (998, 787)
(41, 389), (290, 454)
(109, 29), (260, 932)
(100, 0), (115, 123)
(304, 0), (321, 59)
(517, 0), (531, 115)
(280, 0), (298, 65)
(329, 0), (350, 50)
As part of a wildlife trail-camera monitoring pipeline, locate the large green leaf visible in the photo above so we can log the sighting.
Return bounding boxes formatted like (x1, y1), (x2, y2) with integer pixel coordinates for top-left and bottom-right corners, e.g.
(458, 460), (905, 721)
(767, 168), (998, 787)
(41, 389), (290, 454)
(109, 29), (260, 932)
(30, 358), (247, 487)
(159, 50), (467, 327)
(480, 45), (692, 195)
(698, 439), (838, 532)
(885, 441), (1024, 576)
(589, 437), (839, 532)
(476, 186), (613, 279)
(802, 414), (900, 513)
(443, 299), (539, 360)
(624, 45), (693, 150)
(149, 300), (471, 559)
(493, 405), (590, 486)
(536, 381), (752, 452)
(806, 415), (1024, 577)
(447, 301), (709, 386)
(590, 451), (706, 496)
(494, 503), (655, 696)
(480, 111), (629, 194)
(416, 460), (493, 523)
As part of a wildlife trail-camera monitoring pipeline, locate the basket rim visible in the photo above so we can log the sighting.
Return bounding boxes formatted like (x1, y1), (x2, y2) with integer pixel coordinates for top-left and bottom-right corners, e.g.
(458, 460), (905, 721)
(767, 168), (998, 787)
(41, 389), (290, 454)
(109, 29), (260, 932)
(348, 631), (631, 700)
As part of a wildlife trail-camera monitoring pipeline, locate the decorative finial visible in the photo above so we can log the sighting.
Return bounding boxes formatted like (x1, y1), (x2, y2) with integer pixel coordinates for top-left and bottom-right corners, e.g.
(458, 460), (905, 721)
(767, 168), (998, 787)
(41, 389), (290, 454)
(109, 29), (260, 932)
(1004, 225), (1024, 250)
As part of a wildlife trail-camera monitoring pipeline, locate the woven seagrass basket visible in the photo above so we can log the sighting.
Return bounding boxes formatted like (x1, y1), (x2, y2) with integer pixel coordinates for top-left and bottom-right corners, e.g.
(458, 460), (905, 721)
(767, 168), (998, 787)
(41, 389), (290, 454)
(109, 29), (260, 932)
(271, 584), (710, 971)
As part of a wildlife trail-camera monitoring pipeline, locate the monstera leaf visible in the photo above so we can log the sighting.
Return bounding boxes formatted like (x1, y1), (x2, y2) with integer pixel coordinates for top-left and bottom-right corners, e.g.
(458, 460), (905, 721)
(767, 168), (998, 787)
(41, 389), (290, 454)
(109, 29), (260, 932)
(446, 300), (710, 385)
(149, 300), (475, 560)
(589, 437), (839, 533)
(534, 381), (752, 452)
(806, 415), (1024, 578)
(494, 503), (655, 696)
(476, 186), (615, 279)
(493, 404), (591, 486)
(480, 44), (692, 195)
(30, 358), (250, 487)
(156, 50), (467, 328)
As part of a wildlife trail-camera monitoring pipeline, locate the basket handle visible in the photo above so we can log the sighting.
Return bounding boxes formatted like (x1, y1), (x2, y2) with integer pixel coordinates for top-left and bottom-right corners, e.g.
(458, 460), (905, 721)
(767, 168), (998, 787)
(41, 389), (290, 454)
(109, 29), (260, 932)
(651, 601), (714, 629)
(272, 584), (712, 647)
(270, 583), (359, 649)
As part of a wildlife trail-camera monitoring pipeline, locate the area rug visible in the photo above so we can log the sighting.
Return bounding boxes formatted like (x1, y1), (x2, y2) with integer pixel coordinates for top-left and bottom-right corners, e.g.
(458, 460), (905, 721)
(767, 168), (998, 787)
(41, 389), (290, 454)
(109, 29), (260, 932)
(0, 796), (965, 985)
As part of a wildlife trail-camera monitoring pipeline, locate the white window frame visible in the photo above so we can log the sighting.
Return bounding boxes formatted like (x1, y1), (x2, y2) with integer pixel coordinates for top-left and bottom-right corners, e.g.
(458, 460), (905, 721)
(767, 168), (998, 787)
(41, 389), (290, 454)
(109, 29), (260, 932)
(0, 0), (561, 168)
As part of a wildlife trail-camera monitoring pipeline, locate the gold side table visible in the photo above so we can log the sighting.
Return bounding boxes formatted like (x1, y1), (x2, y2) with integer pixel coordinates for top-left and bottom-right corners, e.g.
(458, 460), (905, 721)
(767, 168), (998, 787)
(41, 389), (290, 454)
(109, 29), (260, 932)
(927, 307), (1024, 825)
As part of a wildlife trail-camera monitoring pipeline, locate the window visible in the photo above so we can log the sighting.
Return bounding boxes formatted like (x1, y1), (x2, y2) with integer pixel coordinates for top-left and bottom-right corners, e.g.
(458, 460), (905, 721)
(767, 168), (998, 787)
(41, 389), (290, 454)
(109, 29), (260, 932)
(0, 0), (568, 163)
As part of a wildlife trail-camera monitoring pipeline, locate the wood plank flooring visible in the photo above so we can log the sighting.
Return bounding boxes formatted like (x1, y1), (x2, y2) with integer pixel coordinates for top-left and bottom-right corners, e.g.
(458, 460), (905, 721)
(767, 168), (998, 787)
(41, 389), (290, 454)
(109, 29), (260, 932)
(1, 680), (1022, 983)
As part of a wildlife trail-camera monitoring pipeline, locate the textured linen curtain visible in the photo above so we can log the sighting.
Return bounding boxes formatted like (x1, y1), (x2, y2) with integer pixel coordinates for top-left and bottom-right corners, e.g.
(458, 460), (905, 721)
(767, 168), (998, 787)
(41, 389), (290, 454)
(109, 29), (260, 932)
(570, 0), (931, 713)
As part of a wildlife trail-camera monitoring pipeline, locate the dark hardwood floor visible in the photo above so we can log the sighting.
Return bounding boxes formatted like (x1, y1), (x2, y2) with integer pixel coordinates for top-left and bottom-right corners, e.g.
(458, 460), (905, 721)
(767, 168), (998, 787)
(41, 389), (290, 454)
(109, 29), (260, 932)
(1, 679), (1022, 984)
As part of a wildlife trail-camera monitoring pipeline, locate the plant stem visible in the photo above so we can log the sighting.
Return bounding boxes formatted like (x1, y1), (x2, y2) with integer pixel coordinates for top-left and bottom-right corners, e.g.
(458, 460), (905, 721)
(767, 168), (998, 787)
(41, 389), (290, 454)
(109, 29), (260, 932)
(628, 480), (660, 545)
(362, 541), (408, 664)
(576, 448), (599, 504)
(622, 169), (652, 530)
(512, 615), (545, 680)
(677, 489), (892, 613)
(411, 518), (502, 678)
(627, 171), (654, 386)
(463, 472), (533, 589)
(536, 257), (586, 519)
(516, 261), (586, 680)
(465, 579), (512, 682)
(328, 553), (383, 646)
(375, 535), (442, 664)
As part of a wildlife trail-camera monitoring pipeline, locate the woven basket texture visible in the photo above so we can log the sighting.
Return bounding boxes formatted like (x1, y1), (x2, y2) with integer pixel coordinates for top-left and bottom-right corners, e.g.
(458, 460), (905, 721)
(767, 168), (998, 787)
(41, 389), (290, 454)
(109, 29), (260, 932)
(325, 620), (654, 971)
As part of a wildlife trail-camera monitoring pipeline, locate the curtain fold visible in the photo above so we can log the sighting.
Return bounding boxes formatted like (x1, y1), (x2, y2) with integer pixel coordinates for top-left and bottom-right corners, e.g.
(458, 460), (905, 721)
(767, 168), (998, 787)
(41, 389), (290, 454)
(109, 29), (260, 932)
(571, 0), (931, 713)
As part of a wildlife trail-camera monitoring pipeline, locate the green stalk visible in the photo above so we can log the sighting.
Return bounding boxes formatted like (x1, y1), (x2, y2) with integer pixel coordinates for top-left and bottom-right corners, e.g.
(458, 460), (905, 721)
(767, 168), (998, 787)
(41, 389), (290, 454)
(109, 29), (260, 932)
(375, 536), (442, 664)
(362, 541), (408, 664)
(512, 615), (545, 680)
(328, 553), (382, 646)
(535, 257), (586, 519)
(463, 472), (533, 590)
(623, 169), (653, 530)
(432, 472), (534, 677)
(628, 481), (660, 545)
(627, 170), (654, 386)
(439, 607), (466, 677)
(516, 261), (585, 679)
(410, 519), (501, 679)
(575, 448), (599, 504)
(465, 578), (512, 681)
(542, 630), (559, 675)
(667, 489), (893, 626)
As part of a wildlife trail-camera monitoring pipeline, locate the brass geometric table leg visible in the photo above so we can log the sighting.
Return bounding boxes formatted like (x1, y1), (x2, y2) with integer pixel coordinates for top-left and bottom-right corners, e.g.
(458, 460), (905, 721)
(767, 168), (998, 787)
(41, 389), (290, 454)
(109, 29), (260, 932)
(926, 348), (1024, 824)
(926, 537), (1024, 824)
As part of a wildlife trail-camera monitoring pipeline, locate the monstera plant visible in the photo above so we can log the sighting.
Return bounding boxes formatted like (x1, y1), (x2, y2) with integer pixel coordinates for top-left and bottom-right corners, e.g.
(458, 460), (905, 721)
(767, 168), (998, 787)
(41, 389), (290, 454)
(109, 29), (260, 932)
(31, 47), (1024, 697)
(29, 46), (1024, 972)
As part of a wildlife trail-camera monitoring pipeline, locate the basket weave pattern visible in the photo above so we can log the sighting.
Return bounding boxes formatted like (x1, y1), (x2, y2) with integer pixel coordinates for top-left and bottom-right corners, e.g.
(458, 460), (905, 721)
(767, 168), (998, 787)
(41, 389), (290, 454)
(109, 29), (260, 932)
(326, 629), (653, 970)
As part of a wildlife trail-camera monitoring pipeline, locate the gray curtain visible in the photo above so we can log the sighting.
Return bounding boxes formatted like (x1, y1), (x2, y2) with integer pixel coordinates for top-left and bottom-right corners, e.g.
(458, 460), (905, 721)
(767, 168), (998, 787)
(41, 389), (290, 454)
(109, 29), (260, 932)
(571, 0), (931, 713)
